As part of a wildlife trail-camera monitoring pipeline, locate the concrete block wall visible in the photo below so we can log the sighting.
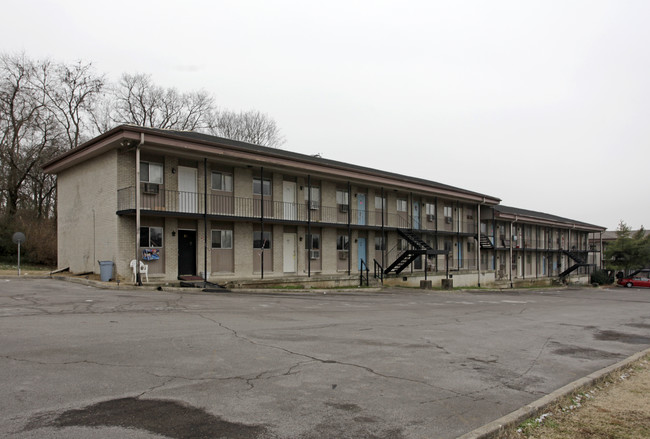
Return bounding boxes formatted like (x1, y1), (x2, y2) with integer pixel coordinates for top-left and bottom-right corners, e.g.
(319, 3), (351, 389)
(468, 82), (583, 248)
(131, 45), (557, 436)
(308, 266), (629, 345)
(57, 150), (118, 275)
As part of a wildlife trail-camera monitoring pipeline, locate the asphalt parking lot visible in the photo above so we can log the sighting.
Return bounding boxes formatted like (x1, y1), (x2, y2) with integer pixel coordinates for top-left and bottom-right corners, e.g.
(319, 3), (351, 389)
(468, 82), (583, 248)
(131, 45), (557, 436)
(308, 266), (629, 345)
(1, 279), (649, 439)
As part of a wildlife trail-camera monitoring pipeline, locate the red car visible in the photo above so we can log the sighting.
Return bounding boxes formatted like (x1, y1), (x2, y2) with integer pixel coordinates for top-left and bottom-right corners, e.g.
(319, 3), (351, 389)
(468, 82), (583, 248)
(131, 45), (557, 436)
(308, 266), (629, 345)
(618, 270), (650, 288)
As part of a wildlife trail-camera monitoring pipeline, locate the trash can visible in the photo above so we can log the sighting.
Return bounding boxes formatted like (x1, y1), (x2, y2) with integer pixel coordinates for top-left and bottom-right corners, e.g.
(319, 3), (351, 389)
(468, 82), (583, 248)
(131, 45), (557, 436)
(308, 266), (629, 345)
(98, 261), (113, 282)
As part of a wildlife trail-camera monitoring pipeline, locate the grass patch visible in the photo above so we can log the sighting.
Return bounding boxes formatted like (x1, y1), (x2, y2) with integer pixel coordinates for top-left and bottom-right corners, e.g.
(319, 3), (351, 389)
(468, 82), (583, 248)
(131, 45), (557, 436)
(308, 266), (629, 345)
(501, 354), (650, 439)
(0, 261), (54, 272)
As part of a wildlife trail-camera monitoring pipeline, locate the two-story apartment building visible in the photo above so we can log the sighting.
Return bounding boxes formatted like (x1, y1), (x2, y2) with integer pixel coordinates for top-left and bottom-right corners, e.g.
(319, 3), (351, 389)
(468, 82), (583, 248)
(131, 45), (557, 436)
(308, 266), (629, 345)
(43, 125), (605, 287)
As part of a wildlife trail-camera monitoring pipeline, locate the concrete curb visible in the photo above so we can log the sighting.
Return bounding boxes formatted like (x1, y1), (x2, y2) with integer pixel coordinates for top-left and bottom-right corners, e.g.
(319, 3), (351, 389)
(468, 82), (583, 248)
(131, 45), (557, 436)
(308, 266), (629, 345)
(457, 347), (650, 439)
(1, 275), (384, 295)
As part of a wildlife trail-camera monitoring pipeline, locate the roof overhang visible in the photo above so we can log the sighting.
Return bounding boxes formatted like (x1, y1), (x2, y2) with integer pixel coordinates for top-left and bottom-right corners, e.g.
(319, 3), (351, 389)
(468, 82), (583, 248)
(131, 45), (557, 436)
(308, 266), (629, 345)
(43, 125), (501, 205)
(494, 211), (606, 232)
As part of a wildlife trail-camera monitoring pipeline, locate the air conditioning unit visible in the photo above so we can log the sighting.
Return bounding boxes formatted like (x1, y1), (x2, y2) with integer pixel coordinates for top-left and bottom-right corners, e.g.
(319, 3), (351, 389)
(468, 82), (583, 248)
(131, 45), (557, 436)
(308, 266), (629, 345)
(310, 250), (320, 259)
(445, 217), (452, 224)
(338, 251), (348, 260)
(339, 204), (349, 213)
(427, 214), (435, 222)
(143, 183), (159, 194)
(309, 200), (319, 210)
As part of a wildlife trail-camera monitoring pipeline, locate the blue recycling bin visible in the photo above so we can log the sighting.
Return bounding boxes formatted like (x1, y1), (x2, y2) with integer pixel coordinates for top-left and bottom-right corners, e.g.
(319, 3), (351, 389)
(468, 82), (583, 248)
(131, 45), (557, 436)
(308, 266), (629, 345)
(98, 261), (113, 282)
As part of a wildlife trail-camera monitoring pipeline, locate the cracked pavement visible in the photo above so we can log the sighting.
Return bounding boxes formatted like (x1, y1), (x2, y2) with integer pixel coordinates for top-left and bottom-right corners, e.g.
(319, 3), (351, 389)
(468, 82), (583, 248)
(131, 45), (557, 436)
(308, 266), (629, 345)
(1, 279), (649, 438)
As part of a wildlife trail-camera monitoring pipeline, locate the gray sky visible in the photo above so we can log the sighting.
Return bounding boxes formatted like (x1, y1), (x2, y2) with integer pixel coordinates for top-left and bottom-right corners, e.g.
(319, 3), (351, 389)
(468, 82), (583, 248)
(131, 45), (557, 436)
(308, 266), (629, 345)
(5, 0), (649, 231)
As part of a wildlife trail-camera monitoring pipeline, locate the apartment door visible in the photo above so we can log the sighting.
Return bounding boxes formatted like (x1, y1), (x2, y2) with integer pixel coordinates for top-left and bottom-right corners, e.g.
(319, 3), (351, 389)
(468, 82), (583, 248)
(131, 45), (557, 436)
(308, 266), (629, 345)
(358, 238), (366, 270)
(413, 202), (420, 229)
(178, 166), (197, 213)
(178, 230), (196, 277)
(283, 233), (297, 273)
(357, 194), (366, 225)
(283, 181), (296, 220)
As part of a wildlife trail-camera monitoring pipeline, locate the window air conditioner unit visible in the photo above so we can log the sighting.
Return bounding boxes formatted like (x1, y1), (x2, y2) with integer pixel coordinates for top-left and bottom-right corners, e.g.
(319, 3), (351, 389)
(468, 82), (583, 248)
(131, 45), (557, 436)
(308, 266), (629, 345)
(427, 214), (435, 222)
(339, 204), (349, 213)
(338, 251), (348, 260)
(445, 217), (452, 224)
(143, 183), (159, 194)
(310, 250), (320, 259)
(309, 200), (319, 210)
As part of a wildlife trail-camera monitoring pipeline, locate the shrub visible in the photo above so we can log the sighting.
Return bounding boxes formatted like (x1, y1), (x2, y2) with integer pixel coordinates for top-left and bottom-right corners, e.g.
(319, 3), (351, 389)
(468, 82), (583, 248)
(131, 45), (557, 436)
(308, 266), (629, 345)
(0, 213), (57, 267)
(591, 269), (613, 285)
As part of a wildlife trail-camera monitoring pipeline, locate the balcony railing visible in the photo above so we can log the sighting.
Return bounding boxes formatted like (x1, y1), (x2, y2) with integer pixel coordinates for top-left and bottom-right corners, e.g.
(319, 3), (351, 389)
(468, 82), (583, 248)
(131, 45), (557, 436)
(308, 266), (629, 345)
(117, 186), (478, 232)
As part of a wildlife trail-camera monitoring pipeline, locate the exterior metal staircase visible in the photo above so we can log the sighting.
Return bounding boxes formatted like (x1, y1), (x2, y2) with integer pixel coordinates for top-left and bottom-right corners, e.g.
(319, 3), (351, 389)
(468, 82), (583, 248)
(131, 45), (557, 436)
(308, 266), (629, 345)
(384, 229), (447, 276)
(478, 234), (494, 249)
(559, 249), (591, 278)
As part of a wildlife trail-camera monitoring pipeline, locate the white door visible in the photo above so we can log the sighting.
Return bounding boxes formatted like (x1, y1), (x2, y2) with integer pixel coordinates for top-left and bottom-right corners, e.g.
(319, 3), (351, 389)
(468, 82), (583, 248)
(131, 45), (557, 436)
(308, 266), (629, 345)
(178, 166), (197, 213)
(283, 233), (297, 272)
(283, 181), (296, 220)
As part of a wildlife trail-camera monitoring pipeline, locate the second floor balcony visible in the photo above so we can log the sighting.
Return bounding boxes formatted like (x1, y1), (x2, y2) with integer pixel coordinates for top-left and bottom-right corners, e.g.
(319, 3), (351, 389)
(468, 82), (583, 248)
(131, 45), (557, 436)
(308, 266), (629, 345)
(117, 186), (478, 233)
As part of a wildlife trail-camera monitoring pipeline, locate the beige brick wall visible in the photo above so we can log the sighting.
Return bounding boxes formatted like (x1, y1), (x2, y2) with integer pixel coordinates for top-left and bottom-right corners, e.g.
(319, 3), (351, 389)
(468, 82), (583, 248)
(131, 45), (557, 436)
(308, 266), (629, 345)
(57, 150), (118, 275)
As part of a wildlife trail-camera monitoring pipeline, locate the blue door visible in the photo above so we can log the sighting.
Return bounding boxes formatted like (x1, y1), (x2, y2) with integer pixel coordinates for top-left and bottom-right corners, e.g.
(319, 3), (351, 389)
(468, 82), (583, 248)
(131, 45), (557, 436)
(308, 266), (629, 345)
(358, 238), (366, 270)
(357, 194), (366, 225)
(413, 202), (420, 229)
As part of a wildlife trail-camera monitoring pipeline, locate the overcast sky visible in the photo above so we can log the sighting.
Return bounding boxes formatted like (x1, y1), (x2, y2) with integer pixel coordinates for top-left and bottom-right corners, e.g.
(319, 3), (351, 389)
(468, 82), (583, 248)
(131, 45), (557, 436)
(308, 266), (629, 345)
(4, 0), (649, 231)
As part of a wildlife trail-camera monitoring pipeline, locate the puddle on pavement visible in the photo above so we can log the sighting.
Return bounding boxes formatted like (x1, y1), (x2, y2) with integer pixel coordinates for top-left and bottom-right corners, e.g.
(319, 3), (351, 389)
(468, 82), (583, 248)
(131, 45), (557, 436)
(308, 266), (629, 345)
(595, 330), (650, 344)
(25, 397), (269, 439)
(550, 342), (621, 359)
(626, 323), (650, 329)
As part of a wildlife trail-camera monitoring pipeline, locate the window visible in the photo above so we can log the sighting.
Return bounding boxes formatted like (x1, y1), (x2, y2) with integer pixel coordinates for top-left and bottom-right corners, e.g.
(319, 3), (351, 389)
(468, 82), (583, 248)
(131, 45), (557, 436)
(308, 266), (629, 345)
(425, 203), (435, 216)
(375, 236), (386, 251)
(336, 190), (349, 206)
(253, 178), (271, 196)
(211, 172), (233, 192)
(305, 234), (320, 250)
(304, 186), (320, 202)
(211, 230), (233, 249)
(337, 235), (349, 251)
(253, 231), (271, 249)
(443, 206), (452, 218)
(375, 196), (386, 210)
(397, 238), (408, 251)
(397, 199), (407, 212)
(140, 226), (163, 247)
(467, 241), (475, 253)
(140, 161), (163, 184)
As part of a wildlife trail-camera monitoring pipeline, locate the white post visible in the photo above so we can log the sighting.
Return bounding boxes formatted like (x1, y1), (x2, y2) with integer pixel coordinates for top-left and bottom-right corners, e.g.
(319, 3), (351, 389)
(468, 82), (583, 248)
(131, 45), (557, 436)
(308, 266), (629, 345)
(477, 203), (481, 287)
(135, 133), (144, 285)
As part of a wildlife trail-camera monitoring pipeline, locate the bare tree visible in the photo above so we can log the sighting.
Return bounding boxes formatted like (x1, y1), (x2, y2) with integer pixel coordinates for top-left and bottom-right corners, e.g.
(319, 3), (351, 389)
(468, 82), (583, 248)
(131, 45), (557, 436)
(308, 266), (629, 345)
(41, 60), (104, 150)
(209, 109), (285, 147)
(0, 54), (55, 216)
(110, 73), (214, 131)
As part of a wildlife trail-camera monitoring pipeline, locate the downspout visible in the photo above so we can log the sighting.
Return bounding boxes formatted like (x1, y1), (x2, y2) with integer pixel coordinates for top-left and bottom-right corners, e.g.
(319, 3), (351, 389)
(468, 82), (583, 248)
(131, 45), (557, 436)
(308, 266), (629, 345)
(347, 181), (351, 275)
(135, 133), (144, 286)
(380, 186), (385, 280)
(509, 217), (515, 288)
(204, 158), (208, 284)
(307, 174), (311, 278)
(477, 197), (484, 287)
(410, 192), (414, 274)
(434, 197), (438, 272)
(599, 231), (603, 269)
(260, 167), (264, 280)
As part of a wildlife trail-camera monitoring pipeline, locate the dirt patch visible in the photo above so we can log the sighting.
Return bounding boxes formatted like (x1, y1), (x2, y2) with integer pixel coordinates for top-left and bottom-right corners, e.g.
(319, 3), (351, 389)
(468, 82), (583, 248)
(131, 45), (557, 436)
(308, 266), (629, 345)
(500, 354), (650, 438)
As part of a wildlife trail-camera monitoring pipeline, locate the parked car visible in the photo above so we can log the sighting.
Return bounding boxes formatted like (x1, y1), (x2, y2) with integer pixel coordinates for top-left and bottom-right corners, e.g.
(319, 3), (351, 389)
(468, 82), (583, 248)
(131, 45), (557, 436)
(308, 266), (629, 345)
(617, 270), (650, 288)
